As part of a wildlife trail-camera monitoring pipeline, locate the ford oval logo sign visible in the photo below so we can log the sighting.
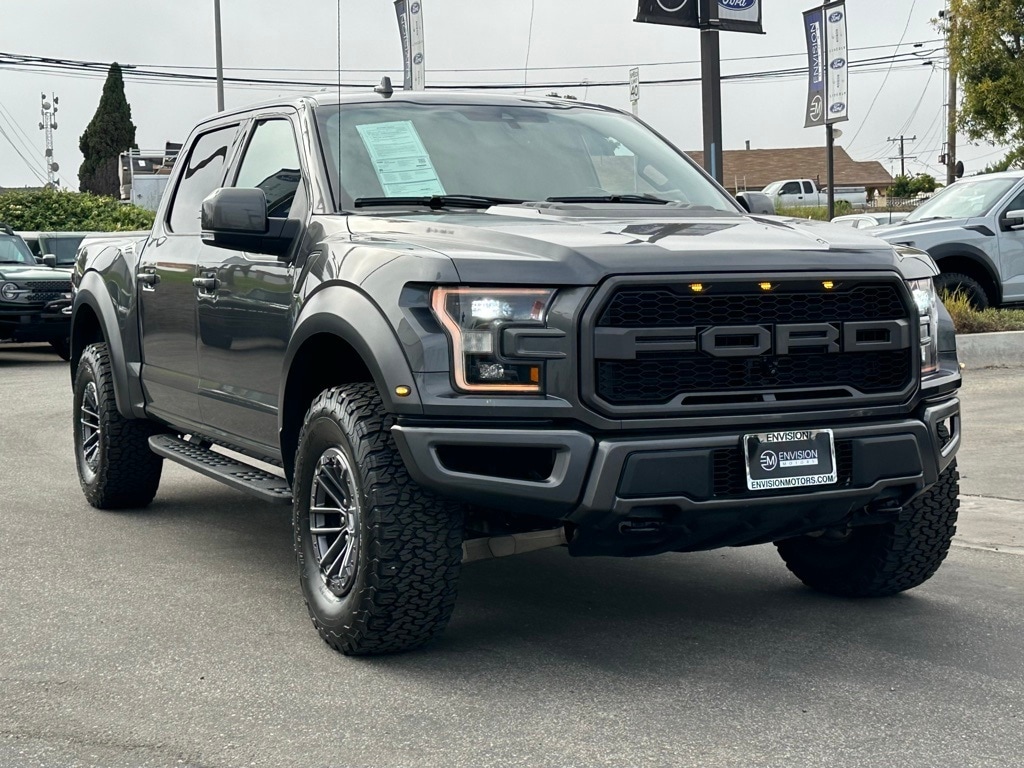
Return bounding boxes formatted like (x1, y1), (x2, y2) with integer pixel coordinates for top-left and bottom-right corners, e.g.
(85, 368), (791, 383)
(719, 0), (756, 9)
(828, 10), (843, 22)
(830, 102), (846, 114)
(830, 58), (846, 70)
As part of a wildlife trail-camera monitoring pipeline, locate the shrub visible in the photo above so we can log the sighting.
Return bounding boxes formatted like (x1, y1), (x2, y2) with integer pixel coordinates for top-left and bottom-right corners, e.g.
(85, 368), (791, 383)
(0, 188), (154, 231)
(942, 289), (1024, 333)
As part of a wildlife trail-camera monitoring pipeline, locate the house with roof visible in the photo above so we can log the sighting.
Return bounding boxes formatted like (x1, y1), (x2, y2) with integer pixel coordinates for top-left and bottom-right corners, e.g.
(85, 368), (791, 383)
(686, 145), (893, 200)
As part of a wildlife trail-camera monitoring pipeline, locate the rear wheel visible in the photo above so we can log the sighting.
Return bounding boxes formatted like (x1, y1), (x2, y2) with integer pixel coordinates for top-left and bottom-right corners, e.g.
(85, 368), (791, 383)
(775, 462), (960, 597)
(935, 272), (989, 310)
(293, 383), (464, 655)
(73, 343), (163, 509)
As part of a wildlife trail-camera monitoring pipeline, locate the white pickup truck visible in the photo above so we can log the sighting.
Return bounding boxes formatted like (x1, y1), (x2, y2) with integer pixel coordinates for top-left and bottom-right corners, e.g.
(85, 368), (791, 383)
(762, 178), (867, 209)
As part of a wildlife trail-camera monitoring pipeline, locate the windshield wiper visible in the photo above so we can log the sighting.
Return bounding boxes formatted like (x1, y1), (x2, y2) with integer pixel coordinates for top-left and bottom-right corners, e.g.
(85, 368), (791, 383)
(545, 193), (672, 204)
(353, 194), (524, 210)
(907, 216), (949, 223)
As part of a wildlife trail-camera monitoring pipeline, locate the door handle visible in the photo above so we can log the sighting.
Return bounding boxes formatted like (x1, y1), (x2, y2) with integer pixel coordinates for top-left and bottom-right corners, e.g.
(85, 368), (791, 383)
(192, 276), (218, 291)
(138, 272), (160, 289)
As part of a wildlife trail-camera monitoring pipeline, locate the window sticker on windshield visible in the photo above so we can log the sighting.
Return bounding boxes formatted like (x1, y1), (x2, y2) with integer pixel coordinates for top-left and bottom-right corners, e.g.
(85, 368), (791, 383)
(356, 121), (446, 197)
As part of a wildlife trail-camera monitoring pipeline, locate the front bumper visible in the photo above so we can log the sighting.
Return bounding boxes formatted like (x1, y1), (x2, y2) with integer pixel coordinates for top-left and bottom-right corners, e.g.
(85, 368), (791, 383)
(392, 397), (960, 556)
(0, 302), (71, 344)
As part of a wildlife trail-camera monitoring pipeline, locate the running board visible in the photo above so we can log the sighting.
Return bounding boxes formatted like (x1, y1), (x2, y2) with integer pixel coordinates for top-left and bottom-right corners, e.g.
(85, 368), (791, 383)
(148, 435), (293, 504)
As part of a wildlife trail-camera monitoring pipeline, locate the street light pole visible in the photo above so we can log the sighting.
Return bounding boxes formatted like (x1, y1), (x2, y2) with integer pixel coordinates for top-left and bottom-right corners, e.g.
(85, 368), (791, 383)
(214, 0), (225, 111)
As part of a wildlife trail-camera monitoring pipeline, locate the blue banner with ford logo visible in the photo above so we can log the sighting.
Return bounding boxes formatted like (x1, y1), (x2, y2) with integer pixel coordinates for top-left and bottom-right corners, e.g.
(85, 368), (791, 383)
(804, 1), (847, 127)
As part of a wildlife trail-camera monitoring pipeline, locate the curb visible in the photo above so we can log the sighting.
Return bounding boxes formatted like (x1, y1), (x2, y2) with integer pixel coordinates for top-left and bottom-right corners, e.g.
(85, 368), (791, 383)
(955, 330), (1024, 369)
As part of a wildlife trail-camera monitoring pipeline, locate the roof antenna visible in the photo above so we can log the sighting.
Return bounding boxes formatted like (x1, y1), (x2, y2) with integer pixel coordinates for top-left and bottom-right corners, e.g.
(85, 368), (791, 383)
(375, 76), (394, 97)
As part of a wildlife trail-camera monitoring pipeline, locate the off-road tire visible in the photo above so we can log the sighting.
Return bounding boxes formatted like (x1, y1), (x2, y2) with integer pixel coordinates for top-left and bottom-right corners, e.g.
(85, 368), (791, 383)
(73, 343), (163, 509)
(935, 272), (989, 310)
(293, 383), (464, 655)
(775, 462), (960, 597)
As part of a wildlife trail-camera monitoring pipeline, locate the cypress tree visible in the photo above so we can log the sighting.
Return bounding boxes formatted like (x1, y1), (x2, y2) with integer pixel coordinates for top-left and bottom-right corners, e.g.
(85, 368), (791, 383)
(78, 63), (137, 196)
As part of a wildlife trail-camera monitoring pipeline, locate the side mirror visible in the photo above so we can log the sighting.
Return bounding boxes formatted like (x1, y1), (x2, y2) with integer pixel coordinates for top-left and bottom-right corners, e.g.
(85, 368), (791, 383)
(1000, 208), (1024, 230)
(200, 187), (299, 257)
(41, 253), (57, 268)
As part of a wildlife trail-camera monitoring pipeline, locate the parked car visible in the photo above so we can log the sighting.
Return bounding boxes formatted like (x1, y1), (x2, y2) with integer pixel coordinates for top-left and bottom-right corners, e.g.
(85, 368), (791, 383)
(874, 170), (1024, 308)
(18, 231), (93, 269)
(763, 178), (867, 209)
(70, 90), (961, 656)
(831, 212), (909, 229)
(0, 224), (72, 358)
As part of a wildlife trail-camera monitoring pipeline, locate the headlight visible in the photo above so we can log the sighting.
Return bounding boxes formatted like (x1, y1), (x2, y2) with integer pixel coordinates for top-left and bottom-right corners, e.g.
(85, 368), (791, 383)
(1, 282), (28, 301)
(431, 287), (556, 393)
(907, 278), (939, 374)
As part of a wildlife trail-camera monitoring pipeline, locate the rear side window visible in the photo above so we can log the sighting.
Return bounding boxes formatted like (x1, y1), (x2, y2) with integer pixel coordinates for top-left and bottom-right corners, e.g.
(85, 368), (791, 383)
(802, 181), (814, 194)
(167, 125), (238, 234)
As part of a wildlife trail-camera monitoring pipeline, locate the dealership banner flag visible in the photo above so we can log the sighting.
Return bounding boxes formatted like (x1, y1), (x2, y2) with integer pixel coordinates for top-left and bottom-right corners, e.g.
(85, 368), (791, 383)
(394, 0), (426, 90)
(717, 0), (763, 35)
(824, 2), (848, 123)
(804, 2), (848, 128)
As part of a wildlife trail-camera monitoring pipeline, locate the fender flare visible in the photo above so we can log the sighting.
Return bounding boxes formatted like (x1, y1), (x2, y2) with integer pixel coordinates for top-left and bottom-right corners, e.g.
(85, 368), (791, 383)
(926, 242), (1001, 297)
(71, 270), (143, 419)
(280, 285), (423, 421)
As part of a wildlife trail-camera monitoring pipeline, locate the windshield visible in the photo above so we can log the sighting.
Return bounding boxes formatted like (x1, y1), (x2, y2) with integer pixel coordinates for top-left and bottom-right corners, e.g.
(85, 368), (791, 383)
(315, 101), (737, 212)
(0, 234), (36, 265)
(905, 177), (1018, 222)
(40, 234), (87, 265)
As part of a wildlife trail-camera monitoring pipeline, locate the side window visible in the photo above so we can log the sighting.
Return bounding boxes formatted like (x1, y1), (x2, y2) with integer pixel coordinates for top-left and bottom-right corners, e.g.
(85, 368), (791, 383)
(168, 125), (238, 234)
(802, 181), (815, 194)
(780, 182), (801, 195)
(1002, 187), (1024, 216)
(233, 119), (304, 218)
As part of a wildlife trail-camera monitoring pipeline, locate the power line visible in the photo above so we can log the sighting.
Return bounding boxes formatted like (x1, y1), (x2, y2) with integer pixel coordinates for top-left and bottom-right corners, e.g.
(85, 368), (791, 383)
(0, 123), (47, 184)
(846, 0), (919, 149)
(0, 48), (942, 93)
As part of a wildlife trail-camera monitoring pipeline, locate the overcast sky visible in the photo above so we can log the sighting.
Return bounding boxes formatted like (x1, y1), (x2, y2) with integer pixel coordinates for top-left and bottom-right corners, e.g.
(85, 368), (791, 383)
(0, 0), (1004, 192)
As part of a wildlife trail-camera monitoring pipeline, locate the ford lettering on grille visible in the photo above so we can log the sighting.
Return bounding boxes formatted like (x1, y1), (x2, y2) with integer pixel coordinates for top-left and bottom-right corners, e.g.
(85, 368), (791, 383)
(594, 320), (911, 360)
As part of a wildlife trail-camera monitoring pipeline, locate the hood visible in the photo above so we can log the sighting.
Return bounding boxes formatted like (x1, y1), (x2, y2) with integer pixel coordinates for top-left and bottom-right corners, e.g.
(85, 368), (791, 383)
(0, 264), (72, 282)
(343, 206), (914, 284)
(872, 217), (970, 241)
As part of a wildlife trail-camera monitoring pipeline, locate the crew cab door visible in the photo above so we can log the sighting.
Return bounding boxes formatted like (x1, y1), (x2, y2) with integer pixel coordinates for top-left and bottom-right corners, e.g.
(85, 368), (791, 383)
(776, 181), (804, 206)
(996, 183), (1024, 303)
(196, 114), (307, 450)
(138, 123), (241, 426)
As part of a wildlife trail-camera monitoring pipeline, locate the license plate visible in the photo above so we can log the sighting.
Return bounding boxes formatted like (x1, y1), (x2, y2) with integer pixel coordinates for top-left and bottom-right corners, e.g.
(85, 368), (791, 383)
(743, 429), (837, 491)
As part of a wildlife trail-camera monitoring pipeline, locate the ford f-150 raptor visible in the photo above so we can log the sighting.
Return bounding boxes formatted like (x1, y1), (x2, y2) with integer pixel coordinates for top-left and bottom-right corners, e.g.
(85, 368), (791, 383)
(70, 88), (963, 655)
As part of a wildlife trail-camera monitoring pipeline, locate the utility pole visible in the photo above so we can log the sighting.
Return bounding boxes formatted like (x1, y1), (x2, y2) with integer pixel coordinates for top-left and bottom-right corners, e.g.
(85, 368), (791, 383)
(886, 135), (917, 177)
(942, 7), (957, 185)
(699, 0), (723, 184)
(38, 93), (60, 188)
(214, 0), (225, 111)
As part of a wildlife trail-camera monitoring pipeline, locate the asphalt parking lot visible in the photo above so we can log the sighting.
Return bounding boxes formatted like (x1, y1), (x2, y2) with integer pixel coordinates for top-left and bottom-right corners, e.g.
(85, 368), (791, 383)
(1, 343), (1022, 768)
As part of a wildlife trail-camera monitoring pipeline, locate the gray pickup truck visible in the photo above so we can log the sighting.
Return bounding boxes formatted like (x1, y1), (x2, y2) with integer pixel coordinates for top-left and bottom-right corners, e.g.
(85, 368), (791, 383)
(70, 89), (963, 655)
(875, 170), (1024, 308)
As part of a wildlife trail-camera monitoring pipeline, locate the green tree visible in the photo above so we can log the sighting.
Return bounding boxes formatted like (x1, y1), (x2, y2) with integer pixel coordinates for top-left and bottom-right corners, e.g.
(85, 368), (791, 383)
(947, 0), (1024, 154)
(78, 63), (136, 196)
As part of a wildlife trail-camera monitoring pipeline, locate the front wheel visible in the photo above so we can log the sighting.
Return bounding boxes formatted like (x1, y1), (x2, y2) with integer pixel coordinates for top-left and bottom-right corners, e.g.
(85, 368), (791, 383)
(73, 343), (163, 509)
(293, 383), (464, 655)
(775, 462), (960, 597)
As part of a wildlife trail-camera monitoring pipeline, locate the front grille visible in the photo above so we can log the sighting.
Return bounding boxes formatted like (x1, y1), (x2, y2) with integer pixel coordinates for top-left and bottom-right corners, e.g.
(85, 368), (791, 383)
(590, 280), (914, 408)
(712, 440), (854, 498)
(28, 280), (71, 304)
(599, 284), (906, 327)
